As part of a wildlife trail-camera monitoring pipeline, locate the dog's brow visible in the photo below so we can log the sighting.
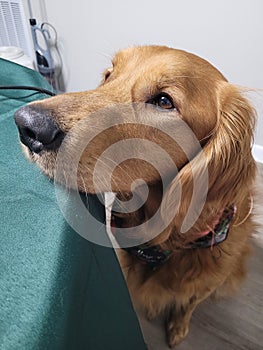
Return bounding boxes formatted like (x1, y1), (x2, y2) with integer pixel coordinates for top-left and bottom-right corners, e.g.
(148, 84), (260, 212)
(111, 53), (124, 66)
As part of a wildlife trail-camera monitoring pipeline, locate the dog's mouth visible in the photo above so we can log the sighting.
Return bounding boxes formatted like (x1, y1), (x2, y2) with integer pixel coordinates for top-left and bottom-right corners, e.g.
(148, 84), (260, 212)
(111, 209), (145, 230)
(110, 190), (147, 228)
(110, 208), (148, 247)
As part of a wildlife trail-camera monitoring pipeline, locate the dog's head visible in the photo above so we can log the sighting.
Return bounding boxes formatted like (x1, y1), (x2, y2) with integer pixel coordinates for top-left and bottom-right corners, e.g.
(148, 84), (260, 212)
(14, 46), (256, 241)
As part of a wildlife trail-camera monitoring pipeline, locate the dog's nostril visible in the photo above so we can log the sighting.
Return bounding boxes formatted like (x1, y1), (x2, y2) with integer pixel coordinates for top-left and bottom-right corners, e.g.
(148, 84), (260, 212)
(24, 127), (36, 140)
(14, 105), (65, 153)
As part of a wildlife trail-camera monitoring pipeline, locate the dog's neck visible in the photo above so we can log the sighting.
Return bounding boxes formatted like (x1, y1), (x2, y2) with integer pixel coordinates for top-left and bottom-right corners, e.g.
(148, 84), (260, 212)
(111, 199), (237, 270)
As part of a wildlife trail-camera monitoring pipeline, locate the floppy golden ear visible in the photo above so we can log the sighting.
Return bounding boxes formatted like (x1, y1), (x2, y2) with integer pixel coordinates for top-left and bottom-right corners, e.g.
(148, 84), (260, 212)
(161, 82), (256, 237)
(205, 82), (256, 202)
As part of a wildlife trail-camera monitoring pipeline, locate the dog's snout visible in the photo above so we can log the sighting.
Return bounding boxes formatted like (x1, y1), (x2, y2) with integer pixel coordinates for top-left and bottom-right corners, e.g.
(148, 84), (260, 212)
(14, 105), (64, 153)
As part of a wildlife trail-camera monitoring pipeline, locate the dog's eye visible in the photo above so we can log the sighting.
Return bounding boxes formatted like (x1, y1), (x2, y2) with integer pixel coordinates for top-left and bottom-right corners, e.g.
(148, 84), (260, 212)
(148, 93), (175, 110)
(104, 68), (113, 81)
(105, 71), (111, 80)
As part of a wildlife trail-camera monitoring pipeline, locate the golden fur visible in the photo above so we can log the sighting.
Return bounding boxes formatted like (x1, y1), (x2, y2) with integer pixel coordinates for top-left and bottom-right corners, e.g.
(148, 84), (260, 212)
(18, 46), (256, 347)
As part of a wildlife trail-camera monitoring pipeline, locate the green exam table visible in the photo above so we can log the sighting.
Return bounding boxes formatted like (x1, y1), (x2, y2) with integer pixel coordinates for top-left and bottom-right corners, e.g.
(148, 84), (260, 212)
(0, 58), (146, 350)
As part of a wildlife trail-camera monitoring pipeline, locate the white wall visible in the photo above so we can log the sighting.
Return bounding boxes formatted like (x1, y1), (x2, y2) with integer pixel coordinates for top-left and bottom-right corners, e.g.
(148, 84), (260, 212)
(38, 0), (262, 147)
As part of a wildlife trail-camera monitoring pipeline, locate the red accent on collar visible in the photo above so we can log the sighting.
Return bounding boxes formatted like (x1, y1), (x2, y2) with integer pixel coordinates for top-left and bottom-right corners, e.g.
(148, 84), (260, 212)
(111, 205), (236, 269)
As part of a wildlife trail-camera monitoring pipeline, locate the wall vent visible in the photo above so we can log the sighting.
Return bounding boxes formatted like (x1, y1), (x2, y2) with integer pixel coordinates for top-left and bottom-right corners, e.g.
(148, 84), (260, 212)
(0, 0), (34, 58)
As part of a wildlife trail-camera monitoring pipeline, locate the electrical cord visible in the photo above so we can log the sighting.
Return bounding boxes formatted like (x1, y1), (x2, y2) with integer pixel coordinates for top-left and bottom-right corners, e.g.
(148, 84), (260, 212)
(36, 21), (63, 92)
(41, 22), (63, 80)
(0, 85), (56, 96)
(28, 0), (64, 91)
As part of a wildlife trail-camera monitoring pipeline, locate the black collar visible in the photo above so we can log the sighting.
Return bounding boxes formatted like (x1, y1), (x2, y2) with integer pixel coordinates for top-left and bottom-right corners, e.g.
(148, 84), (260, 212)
(121, 205), (236, 270)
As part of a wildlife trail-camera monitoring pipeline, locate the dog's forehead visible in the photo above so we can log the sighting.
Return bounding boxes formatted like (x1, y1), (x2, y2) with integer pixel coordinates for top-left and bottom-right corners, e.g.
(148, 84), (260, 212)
(112, 46), (226, 82)
(113, 46), (185, 69)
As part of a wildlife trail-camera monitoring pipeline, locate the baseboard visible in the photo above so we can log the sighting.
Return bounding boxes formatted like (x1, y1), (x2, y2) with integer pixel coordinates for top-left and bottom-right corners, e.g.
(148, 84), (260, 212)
(253, 144), (263, 164)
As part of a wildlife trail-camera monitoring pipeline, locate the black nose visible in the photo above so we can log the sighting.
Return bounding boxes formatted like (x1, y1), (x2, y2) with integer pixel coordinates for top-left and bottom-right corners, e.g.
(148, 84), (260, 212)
(14, 105), (64, 153)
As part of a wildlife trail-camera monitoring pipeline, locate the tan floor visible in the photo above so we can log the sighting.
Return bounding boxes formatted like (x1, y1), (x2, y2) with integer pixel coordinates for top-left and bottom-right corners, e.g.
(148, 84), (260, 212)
(136, 163), (263, 350)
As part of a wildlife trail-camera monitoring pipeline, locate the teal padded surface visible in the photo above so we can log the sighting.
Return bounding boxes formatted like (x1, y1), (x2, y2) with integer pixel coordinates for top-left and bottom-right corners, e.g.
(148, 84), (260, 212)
(0, 59), (146, 350)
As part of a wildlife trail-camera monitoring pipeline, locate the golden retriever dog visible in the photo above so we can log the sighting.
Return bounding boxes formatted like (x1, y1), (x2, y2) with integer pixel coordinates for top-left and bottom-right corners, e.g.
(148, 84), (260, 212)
(14, 46), (256, 347)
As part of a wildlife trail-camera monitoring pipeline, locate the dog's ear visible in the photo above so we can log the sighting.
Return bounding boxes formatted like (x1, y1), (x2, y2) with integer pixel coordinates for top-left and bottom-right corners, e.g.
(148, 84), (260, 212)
(161, 82), (256, 236)
(205, 82), (256, 201)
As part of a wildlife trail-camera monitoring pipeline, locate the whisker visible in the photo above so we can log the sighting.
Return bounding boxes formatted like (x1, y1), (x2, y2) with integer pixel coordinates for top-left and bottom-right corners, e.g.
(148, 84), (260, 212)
(80, 174), (88, 195)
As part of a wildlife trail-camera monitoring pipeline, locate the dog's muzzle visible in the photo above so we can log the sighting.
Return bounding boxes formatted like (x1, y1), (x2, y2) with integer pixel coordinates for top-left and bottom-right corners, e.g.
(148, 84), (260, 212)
(14, 105), (65, 153)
